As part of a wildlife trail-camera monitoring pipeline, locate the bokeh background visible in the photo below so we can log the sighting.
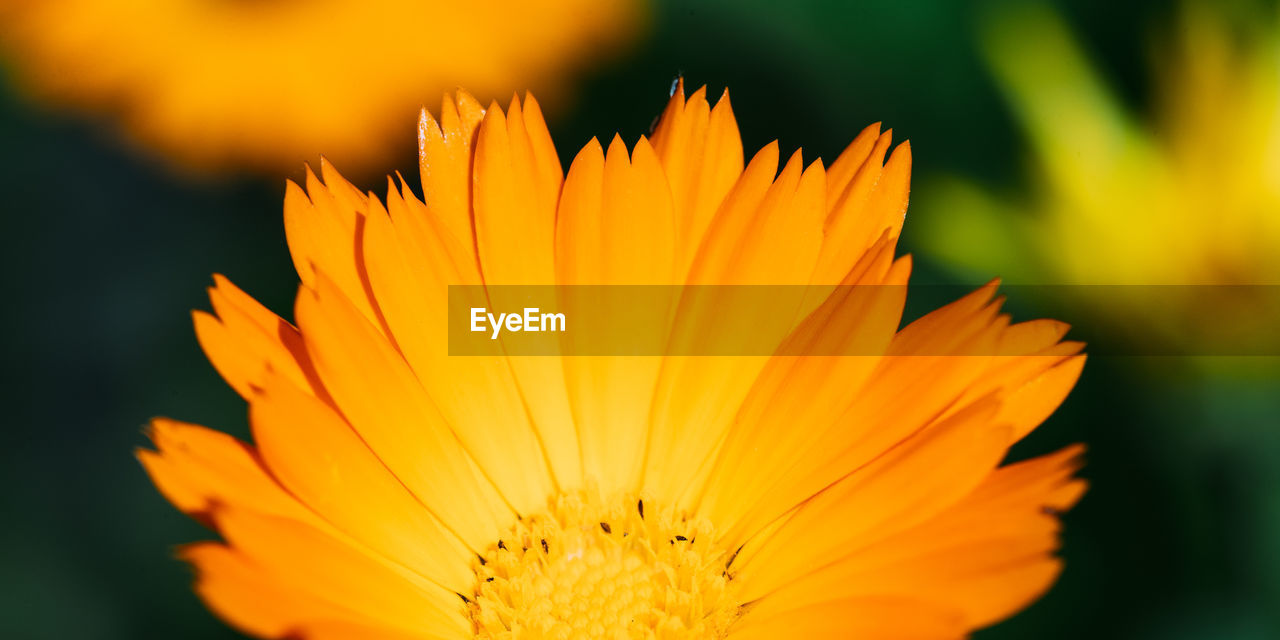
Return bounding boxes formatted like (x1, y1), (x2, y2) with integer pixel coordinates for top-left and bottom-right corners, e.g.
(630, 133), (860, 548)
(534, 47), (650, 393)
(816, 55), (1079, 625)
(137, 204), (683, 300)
(3, 0), (1278, 638)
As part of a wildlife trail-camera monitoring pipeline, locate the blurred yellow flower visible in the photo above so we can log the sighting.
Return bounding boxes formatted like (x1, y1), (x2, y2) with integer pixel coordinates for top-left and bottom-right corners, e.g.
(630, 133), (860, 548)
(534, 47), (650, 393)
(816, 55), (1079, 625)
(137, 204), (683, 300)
(916, 3), (1280, 355)
(0, 0), (640, 172)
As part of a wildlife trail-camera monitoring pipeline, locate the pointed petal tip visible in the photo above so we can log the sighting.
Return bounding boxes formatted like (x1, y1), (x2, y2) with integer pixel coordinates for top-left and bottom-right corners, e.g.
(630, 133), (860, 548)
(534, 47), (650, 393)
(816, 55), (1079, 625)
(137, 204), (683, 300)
(302, 162), (319, 184)
(451, 87), (475, 105)
(1065, 441), (1088, 459)
(139, 418), (161, 443)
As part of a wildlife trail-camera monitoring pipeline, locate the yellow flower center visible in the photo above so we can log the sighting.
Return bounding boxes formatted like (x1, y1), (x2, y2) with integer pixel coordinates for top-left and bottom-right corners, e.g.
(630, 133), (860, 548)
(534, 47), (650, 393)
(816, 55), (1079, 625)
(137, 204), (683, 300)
(467, 490), (741, 638)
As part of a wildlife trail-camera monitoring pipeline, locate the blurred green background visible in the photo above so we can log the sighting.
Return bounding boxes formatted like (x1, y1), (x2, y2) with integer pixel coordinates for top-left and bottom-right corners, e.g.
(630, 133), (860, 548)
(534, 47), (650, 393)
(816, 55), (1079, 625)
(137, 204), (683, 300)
(2, 0), (1278, 638)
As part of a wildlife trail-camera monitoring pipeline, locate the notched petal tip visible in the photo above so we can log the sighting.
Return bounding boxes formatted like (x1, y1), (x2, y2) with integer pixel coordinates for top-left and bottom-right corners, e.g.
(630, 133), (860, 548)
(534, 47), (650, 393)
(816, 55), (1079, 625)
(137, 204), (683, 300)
(670, 76), (685, 97)
(138, 417), (167, 445)
(1059, 441), (1088, 463)
(522, 91), (546, 116)
(417, 106), (440, 138)
(452, 87), (478, 105)
(210, 272), (232, 288)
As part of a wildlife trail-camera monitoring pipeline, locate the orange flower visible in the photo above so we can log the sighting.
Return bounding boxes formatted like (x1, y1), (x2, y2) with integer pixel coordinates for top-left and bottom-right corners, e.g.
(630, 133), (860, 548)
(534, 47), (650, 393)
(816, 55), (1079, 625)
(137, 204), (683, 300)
(0, 0), (639, 172)
(140, 84), (1087, 638)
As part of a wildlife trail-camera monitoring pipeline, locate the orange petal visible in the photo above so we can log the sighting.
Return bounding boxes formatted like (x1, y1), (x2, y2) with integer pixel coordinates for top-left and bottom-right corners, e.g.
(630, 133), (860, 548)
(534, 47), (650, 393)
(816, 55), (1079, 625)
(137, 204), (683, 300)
(292, 274), (523, 548)
(194, 275), (317, 400)
(732, 398), (1012, 601)
(697, 250), (910, 525)
(812, 131), (907, 285)
(467, 98), (584, 494)
(139, 418), (315, 525)
(361, 191), (577, 496)
(644, 146), (827, 507)
(473, 95), (561, 285)
(297, 619), (461, 640)
(182, 543), (347, 638)
(731, 596), (966, 640)
(720, 285), (1009, 544)
(555, 135), (678, 493)
(417, 91), (486, 256)
(214, 507), (468, 636)
(249, 371), (474, 592)
(823, 122), (882, 209)
(650, 82), (744, 274)
(283, 164), (381, 331)
(742, 445), (1085, 630)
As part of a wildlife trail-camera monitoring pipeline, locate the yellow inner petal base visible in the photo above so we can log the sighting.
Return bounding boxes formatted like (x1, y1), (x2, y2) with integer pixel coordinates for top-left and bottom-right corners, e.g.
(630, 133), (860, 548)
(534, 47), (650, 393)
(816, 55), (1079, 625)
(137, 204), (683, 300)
(468, 489), (741, 638)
